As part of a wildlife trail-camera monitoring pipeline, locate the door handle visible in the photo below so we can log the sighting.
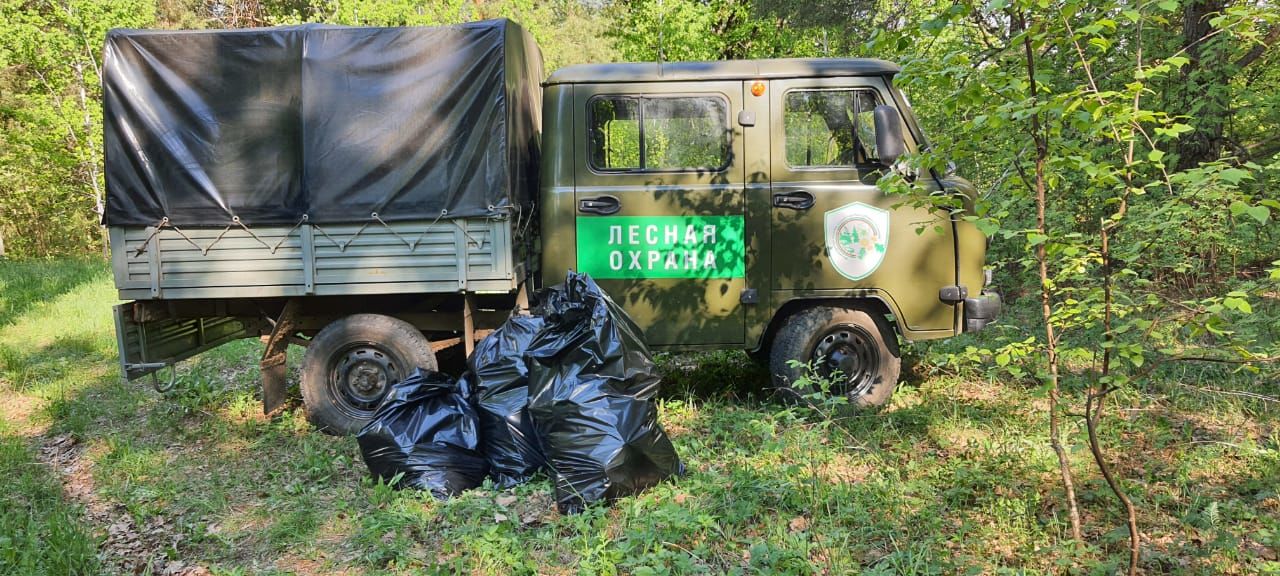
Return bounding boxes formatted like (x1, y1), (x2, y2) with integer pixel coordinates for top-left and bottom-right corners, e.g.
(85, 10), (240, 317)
(578, 195), (621, 215)
(772, 190), (815, 210)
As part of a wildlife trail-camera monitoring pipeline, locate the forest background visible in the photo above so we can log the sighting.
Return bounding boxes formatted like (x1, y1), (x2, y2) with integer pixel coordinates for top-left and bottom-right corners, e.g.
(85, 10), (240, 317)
(1, 0), (1278, 573)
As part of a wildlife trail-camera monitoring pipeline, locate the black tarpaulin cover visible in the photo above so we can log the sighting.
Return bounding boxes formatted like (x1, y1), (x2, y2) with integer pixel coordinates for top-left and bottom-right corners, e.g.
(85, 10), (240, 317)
(102, 19), (542, 227)
(356, 369), (488, 498)
(470, 314), (548, 488)
(525, 272), (684, 514)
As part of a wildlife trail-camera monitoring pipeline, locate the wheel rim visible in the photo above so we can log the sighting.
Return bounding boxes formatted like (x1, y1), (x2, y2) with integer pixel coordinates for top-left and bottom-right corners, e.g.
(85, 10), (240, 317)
(327, 342), (403, 418)
(812, 323), (880, 397)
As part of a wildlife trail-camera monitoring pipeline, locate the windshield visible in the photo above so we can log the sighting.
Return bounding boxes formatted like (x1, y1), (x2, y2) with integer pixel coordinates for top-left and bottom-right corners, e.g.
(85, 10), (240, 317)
(890, 84), (931, 151)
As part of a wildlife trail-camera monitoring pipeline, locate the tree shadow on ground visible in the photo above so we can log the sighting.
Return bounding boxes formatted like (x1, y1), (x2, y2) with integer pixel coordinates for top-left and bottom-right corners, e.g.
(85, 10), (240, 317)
(655, 349), (771, 401)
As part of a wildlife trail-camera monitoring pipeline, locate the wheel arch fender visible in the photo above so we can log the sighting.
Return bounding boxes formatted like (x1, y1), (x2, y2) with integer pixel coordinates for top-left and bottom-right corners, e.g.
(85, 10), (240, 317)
(751, 294), (903, 357)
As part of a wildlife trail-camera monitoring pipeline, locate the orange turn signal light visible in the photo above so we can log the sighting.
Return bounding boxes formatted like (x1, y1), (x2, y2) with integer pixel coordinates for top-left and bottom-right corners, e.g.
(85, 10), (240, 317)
(750, 81), (766, 97)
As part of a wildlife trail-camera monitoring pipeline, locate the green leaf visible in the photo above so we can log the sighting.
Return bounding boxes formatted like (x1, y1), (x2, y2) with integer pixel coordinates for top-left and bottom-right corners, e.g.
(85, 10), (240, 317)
(1148, 149), (1164, 162)
(1219, 168), (1251, 184)
(1245, 205), (1270, 224)
(1027, 232), (1049, 247)
(1157, 0), (1179, 11)
(995, 353), (1010, 367)
(1223, 297), (1252, 314)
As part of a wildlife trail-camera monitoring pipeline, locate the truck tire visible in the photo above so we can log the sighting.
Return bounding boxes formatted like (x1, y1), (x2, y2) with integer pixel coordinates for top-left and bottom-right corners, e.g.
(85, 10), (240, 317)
(768, 305), (901, 409)
(301, 314), (437, 435)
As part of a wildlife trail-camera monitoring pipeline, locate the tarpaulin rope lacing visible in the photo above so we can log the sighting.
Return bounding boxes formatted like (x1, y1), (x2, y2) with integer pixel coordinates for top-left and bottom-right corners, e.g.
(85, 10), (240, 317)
(312, 210), (450, 252)
(132, 207), (517, 258)
(131, 215), (309, 256)
(510, 203), (534, 245)
(130, 217), (170, 257)
(311, 209), (503, 253)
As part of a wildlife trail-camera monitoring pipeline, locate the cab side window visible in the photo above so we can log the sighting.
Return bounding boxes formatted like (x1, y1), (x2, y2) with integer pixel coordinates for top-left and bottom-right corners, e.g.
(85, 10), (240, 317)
(784, 89), (881, 168)
(589, 95), (729, 172)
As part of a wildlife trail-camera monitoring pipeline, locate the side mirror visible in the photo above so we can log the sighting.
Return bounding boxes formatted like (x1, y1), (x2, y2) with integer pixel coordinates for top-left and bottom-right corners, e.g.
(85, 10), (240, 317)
(872, 105), (905, 167)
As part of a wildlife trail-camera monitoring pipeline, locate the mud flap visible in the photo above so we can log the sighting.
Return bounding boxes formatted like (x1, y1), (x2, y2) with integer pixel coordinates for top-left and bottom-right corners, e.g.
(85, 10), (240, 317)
(259, 300), (300, 415)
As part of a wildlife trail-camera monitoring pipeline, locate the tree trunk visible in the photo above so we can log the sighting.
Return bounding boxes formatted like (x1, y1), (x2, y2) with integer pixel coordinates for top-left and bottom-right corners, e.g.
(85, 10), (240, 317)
(1020, 10), (1084, 544)
(72, 60), (109, 259)
(1098, 225), (1141, 576)
(1175, 0), (1230, 170)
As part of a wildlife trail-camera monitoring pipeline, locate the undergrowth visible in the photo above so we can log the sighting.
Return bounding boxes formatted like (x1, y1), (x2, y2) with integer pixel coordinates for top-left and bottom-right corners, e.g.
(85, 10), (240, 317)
(0, 259), (1276, 574)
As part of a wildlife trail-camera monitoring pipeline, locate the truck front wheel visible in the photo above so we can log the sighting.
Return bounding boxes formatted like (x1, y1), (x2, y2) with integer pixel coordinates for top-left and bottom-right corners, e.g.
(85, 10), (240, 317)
(300, 314), (437, 435)
(769, 305), (901, 409)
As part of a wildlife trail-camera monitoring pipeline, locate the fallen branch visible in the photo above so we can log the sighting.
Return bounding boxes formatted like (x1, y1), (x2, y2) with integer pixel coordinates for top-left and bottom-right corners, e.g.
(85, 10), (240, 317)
(1172, 382), (1280, 404)
(1165, 354), (1280, 364)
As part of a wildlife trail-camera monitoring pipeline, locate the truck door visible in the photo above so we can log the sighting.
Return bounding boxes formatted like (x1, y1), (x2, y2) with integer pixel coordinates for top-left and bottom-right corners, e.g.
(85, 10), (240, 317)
(767, 77), (956, 334)
(571, 82), (747, 346)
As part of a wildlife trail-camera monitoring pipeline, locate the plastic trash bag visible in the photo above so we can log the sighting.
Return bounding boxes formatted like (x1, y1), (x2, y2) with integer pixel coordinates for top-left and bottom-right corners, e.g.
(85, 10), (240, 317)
(525, 272), (684, 513)
(356, 369), (488, 498)
(470, 314), (547, 488)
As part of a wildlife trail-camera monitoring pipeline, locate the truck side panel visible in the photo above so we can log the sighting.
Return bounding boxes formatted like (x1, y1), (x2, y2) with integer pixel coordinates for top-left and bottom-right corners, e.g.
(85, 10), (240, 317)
(538, 83), (577, 291)
(111, 218), (518, 301)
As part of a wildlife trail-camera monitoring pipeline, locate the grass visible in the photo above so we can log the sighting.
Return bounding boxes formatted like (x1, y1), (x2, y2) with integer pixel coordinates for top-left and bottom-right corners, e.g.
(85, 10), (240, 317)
(0, 259), (107, 575)
(0, 258), (1277, 574)
(0, 435), (100, 574)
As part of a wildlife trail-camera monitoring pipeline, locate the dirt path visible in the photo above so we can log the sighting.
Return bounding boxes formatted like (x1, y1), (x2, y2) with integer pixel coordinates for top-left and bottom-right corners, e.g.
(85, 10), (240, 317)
(38, 433), (211, 576)
(0, 394), (43, 437)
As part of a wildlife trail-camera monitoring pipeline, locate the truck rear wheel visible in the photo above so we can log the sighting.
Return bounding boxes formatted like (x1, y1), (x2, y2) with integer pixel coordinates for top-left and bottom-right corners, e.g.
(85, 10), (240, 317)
(769, 305), (901, 409)
(300, 314), (437, 435)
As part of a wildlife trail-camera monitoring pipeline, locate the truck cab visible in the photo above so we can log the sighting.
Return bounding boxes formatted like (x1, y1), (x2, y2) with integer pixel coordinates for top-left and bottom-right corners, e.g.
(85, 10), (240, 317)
(538, 59), (1000, 405)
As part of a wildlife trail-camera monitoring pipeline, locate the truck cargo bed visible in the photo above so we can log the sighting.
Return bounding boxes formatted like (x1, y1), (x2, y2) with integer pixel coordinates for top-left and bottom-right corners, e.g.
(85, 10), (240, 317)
(110, 218), (518, 300)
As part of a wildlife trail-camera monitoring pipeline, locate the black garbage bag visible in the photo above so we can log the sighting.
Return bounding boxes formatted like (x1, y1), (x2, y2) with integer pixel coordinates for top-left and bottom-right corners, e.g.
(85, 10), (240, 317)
(525, 272), (684, 513)
(356, 369), (488, 498)
(470, 314), (548, 488)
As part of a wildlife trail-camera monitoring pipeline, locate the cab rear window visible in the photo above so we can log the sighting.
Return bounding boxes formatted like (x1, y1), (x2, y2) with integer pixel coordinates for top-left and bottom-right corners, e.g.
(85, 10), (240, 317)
(588, 95), (729, 172)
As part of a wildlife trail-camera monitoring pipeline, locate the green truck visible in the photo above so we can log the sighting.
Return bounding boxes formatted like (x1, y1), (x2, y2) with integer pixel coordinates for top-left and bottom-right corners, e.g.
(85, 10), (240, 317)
(106, 19), (1000, 434)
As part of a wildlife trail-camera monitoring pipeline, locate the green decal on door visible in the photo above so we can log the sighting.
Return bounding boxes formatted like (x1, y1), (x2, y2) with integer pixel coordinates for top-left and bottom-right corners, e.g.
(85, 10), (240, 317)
(577, 215), (745, 279)
(824, 202), (890, 281)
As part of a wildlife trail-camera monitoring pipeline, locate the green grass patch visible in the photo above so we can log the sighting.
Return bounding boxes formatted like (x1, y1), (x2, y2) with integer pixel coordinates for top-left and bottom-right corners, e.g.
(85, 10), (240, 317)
(0, 257), (106, 328)
(0, 436), (100, 574)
